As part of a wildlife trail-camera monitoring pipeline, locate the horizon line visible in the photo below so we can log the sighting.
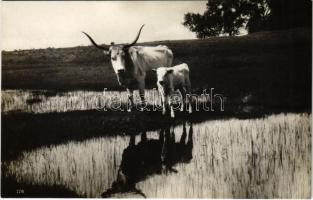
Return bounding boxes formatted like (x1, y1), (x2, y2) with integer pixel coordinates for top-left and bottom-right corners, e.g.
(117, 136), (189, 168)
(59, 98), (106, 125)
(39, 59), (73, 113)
(2, 33), (252, 52)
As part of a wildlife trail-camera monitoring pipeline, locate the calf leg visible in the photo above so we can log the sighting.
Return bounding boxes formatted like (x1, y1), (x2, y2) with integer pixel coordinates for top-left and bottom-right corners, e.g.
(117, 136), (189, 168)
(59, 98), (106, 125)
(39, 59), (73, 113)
(186, 81), (192, 114)
(126, 88), (134, 112)
(157, 84), (166, 115)
(186, 95), (192, 114)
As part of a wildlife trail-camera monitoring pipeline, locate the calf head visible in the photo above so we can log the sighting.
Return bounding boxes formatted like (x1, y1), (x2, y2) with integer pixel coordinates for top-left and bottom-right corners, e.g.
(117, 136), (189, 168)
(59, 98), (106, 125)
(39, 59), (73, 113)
(155, 67), (173, 86)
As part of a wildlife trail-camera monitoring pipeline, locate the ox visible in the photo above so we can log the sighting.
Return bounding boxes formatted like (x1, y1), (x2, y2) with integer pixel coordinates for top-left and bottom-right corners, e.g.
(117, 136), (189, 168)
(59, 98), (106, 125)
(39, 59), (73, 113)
(82, 25), (173, 111)
(155, 63), (192, 118)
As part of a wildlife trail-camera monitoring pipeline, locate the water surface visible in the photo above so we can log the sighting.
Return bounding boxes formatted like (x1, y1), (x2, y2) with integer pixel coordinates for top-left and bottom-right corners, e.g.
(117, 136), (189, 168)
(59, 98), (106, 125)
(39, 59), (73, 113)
(3, 113), (311, 198)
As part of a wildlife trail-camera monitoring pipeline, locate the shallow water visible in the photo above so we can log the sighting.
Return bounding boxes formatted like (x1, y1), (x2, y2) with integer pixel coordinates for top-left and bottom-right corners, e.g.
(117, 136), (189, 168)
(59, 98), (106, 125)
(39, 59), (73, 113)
(3, 113), (311, 198)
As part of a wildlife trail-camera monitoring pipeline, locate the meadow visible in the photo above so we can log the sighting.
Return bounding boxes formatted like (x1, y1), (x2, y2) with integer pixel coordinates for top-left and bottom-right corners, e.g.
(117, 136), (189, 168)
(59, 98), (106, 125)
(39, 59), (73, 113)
(2, 28), (311, 111)
(2, 113), (311, 198)
(1, 28), (311, 198)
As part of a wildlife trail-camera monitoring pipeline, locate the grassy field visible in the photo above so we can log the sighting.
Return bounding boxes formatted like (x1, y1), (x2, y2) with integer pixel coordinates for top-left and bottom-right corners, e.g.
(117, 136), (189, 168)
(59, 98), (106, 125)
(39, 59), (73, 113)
(1, 28), (311, 198)
(2, 28), (311, 111)
(2, 113), (311, 198)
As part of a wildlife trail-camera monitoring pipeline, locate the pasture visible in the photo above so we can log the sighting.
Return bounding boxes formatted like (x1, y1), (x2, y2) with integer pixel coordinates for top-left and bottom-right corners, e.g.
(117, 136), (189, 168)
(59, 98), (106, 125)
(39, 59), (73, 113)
(2, 28), (311, 111)
(1, 27), (311, 198)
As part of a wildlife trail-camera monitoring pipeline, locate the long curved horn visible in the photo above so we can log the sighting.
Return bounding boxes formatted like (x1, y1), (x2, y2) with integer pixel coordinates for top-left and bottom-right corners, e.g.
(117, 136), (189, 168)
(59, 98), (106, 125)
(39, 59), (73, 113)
(124, 24), (145, 49)
(82, 32), (109, 50)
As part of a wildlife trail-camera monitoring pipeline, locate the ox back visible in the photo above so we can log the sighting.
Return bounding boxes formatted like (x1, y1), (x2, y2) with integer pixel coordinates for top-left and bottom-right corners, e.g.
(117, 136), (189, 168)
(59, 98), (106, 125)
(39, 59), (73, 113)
(126, 45), (173, 79)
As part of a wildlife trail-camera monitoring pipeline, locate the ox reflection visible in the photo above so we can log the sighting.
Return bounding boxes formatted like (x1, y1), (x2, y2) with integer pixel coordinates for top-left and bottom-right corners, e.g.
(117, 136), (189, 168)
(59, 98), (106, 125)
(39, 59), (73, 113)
(102, 122), (193, 198)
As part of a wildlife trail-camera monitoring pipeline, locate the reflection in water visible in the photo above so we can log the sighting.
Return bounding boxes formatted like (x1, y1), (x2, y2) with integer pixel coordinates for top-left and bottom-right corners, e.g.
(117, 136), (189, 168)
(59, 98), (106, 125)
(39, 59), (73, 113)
(102, 121), (193, 198)
(2, 114), (311, 198)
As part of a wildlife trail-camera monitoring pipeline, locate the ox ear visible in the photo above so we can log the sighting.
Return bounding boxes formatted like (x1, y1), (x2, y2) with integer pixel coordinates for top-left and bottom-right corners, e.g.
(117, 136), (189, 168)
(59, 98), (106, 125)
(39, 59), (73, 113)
(152, 69), (156, 72)
(166, 69), (173, 74)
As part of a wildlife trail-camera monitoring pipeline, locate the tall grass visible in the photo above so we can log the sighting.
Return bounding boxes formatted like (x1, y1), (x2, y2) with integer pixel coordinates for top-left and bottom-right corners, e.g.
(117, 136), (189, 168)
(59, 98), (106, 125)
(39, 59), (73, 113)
(3, 136), (129, 197)
(138, 113), (311, 198)
(2, 89), (210, 114)
(3, 113), (311, 198)
(1, 90), (160, 114)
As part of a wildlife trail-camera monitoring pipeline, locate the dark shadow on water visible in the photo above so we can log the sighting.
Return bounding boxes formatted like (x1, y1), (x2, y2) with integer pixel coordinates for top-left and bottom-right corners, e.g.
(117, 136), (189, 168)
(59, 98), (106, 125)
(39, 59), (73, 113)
(25, 90), (63, 105)
(102, 121), (193, 198)
(31, 90), (61, 97)
(26, 97), (42, 105)
(2, 105), (309, 161)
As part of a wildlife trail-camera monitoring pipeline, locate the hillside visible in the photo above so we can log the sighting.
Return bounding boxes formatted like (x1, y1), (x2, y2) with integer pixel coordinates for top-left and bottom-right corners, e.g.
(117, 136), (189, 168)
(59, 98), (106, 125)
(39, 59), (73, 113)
(2, 28), (311, 110)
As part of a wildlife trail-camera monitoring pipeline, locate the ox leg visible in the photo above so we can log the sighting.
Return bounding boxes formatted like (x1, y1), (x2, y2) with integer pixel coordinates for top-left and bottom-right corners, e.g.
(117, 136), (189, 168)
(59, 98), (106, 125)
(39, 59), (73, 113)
(138, 82), (146, 112)
(168, 94), (175, 118)
(162, 95), (168, 115)
(162, 95), (167, 115)
(127, 88), (134, 112)
(179, 87), (187, 112)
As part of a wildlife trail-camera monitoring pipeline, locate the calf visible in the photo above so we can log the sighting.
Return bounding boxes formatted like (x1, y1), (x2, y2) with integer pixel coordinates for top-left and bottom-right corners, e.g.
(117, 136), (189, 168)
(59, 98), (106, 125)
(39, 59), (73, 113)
(155, 63), (192, 118)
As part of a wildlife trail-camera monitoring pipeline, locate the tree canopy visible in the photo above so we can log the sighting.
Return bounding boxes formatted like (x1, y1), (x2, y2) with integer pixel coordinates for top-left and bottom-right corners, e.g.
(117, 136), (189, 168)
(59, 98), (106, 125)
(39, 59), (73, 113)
(183, 0), (312, 38)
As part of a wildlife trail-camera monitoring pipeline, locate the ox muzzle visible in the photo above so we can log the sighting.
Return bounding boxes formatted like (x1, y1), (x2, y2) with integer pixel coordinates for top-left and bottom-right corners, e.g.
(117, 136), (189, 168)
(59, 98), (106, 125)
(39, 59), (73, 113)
(116, 70), (137, 87)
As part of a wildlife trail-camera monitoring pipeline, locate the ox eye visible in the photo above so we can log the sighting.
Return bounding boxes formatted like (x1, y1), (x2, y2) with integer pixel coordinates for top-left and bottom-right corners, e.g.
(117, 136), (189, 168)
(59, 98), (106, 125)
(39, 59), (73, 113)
(111, 56), (117, 61)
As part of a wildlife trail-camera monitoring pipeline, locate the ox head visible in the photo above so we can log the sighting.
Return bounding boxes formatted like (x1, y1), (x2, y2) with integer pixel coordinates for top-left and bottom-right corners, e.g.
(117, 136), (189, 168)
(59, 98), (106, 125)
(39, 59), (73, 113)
(82, 25), (145, 86)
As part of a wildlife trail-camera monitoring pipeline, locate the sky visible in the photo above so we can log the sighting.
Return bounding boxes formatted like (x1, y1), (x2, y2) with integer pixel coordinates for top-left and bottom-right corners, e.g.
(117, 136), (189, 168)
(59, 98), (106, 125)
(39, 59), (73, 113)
(2, 1), (207, 51)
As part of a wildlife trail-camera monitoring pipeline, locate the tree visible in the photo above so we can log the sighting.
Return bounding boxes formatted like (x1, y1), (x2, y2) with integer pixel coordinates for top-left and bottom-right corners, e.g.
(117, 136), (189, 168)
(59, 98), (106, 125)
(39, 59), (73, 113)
(266, 0), (312, 30)
(245, 0), (271, 33)
(183, 0), (266, 38)
(183, 0), (312, 38)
